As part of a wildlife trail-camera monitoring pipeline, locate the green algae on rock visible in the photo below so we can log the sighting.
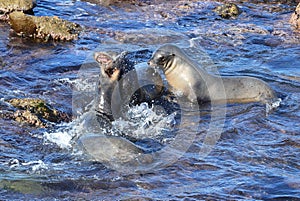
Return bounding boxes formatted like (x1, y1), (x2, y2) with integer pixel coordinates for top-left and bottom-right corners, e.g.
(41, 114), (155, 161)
(290, 3), (300, 30)
(7, 98), (71, 127)
(9, 11), (81, 41)
(213, 3), (241, 19)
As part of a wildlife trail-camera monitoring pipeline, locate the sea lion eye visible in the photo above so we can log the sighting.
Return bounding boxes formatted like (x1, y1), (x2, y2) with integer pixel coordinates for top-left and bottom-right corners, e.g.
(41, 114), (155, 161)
(157, 55), (166, 64)
(158, 54), (175, 63)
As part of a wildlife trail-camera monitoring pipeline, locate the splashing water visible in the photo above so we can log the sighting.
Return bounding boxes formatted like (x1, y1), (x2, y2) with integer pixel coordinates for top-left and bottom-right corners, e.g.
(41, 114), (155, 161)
(6, 159), (48, 175)
(112, 102), (177, 144)
(266, 98), (282, 115)
(44, 102), (177, 152)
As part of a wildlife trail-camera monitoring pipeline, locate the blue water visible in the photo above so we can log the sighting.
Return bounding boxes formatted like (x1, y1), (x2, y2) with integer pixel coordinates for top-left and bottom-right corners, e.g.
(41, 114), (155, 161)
(0, 0), (300, 200)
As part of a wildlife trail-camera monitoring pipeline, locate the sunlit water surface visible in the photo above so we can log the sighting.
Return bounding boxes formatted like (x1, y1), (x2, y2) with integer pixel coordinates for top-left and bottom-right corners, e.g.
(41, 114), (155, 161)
(0, 0), (300, 200)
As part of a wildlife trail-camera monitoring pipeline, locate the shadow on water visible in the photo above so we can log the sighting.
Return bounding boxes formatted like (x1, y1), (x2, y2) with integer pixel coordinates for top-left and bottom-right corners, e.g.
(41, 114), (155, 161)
(0, 0), (300, 200)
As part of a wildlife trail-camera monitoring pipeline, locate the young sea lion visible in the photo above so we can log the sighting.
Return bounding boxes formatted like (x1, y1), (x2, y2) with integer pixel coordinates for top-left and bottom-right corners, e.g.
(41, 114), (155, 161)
(94, 51), (141, 122)
(148, 44), (276, 104)
(94, 50), (166, 123)
(80, 51), (170, 167)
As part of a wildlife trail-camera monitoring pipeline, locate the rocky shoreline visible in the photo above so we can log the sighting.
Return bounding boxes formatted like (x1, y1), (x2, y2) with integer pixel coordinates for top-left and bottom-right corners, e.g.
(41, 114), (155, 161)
(0, 0), (299, 42)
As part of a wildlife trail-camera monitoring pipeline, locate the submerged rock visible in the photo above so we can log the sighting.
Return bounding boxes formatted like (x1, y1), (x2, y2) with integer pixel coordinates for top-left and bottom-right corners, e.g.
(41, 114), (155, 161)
(213, 3), (241, 19)
(8, 11), (81, 41)
(290, 3), (300, 29)
(6, 98), (71, 127)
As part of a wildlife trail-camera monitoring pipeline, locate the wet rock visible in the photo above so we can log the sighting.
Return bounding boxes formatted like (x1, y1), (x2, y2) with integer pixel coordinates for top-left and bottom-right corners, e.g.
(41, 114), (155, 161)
(213, 3), (241, 19)
(8, 11), (81, 41)
(0, 0), (35, 15)
(13, 110), (46, 127)
(290, 3), (300, 29)
(113, 28), (189, 45)
(7, 98), (71, 127)
(83, 0), (150, 7)
(0, 180), (47, 195)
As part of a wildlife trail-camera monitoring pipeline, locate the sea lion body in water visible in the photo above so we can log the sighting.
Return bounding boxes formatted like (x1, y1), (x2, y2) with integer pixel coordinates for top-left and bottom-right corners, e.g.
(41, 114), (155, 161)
(79, 134), (147, 164)
(94, 51), (139, 122)
(94, 50), (164, 123)
(78, 51), (148, 167)
(81, 50), (167, 167)
(148, 44), (276, 104)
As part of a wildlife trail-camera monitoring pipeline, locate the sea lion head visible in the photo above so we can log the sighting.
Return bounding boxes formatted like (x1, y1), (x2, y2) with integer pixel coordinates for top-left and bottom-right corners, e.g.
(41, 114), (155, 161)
(148, 46), (177, 71)
(94, 51), (132, 83)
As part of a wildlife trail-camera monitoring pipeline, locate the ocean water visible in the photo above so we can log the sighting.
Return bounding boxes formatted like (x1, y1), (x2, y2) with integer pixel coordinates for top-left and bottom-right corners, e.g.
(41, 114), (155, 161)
(0, 0), (300, 200)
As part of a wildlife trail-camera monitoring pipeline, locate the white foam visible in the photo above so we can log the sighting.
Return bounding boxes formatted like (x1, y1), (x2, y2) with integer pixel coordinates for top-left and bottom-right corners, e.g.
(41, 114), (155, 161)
(44, 102), (176, 152)
(7, 159), (48, 174)
(112, 102), (176, 143)
(43, 110), (103, 150)
(266, 98), (282, 115)
(54, 77), (97, 92)
(22, 160), (48, 174)
(44, 130), (73, 149)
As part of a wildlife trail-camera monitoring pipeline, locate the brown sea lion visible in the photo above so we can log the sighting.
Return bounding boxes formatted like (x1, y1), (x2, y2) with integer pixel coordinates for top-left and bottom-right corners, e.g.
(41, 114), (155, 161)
(148, 44), (276, 104)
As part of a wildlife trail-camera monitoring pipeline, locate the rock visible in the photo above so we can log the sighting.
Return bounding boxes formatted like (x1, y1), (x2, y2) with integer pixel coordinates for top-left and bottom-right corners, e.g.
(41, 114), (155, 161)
(8, 11), (81, 41)
(290, 3), (300, 29)
(6, 98), (71, 127)
(0, 0), (35, 14)
(113, 28), (190, 45)
(8, 11), (36, 36)
(0, 0), (35, 21)
(13, 110), (46, 127)
(213, 3), (241, 19)
(82, 0), (149, 7)
(0, 180), (47, 195)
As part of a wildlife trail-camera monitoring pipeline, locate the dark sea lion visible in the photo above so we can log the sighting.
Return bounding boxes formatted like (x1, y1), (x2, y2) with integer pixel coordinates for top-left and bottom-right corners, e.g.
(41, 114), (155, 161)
(86, 50), (181, 168)
(80, 52), (146, 167)
(135, 63), (164, 101)
(94, 51), (140, 122)
(94, 50), (167, 123)
(148, 44), (276, 104)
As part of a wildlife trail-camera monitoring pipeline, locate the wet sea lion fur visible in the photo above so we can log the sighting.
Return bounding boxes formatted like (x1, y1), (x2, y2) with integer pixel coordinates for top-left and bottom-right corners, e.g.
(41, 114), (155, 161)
(148, 44), (276, 104)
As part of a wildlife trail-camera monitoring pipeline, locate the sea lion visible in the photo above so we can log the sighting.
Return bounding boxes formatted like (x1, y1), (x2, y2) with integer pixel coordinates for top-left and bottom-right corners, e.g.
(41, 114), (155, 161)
(94, 50), (165, 123)
(135, 63), (164, 101)
(79, 134), (144, 163)
(94, 51), (140, 122)
(148, 44), (276, 104)
(81, 52), (150, 167)
(80, 51), (166, 167)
